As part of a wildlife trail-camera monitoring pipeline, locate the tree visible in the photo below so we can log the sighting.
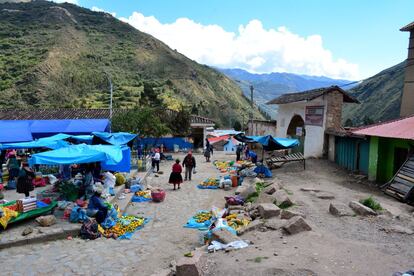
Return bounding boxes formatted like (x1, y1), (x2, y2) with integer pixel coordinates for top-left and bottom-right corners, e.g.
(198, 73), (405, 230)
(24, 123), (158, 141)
(362, 116), (374, 126)
(344, 118), (354, 127)
(233, 120), (242, 131)
(165, 108), (192, 136)
(112, 107), (170, 137)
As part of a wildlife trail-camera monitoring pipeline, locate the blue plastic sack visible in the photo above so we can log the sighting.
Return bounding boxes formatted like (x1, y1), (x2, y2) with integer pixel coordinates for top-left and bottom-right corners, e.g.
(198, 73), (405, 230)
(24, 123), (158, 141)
(6, 179), (16, 190)
(70, 206), (89, 223)
(130, 184), (142, 193)
(101, 217), (116, 229)
(131, 195), (151, 203)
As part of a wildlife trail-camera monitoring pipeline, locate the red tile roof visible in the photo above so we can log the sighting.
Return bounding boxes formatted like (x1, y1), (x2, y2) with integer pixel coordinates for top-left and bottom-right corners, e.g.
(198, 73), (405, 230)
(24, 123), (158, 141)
(352, 115), (414, 140)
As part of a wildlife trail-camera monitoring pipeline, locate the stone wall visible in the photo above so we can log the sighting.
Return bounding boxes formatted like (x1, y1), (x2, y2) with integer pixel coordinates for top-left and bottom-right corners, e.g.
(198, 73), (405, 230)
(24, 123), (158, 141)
(325, 91), (343, 130)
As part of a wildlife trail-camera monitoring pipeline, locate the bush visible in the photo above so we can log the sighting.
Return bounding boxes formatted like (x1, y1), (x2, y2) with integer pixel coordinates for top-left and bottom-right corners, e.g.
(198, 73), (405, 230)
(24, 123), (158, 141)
(360, 196), (383, 211)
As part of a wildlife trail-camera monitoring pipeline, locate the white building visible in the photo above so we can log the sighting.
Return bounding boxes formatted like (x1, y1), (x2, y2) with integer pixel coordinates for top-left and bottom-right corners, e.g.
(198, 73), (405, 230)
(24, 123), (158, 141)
(267, 86), (359, 158)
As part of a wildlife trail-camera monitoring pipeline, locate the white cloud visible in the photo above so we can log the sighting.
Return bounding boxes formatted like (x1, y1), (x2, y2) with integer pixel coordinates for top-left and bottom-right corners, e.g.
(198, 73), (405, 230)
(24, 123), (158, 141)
(120, 13), (359, 80)
(51, 0), (79, 4)
(91, 6), (116, 17)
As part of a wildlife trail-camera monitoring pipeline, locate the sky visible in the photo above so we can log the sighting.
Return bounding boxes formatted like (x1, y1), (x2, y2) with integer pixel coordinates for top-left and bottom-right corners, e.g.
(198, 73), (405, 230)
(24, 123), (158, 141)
(55, 0), (414, 80)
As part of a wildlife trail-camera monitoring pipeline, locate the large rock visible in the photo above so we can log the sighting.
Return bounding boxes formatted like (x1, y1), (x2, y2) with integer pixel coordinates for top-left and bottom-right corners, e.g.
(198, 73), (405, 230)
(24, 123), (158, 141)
(280, 209), (305, 220)
(256, 192), (277, 204)
(274, 190), (293, 207)
(235, 184), (256, 199)
(212, 228), (240, 244)
(300, 187), (321, 192)
(283, 217), (312, 235)
(258, 203), (281, 219)
(329, 202), (353, 217)
(176, 250), (206, 276)
(349, 201), (377, 216)
(379, 225), (414, 235)
(35, 215), (57, 227)
(263, 183), (280, 195)
(315, 192), (335, 200)
(264, 218), (288, 230)
(237, 220), (264, 235)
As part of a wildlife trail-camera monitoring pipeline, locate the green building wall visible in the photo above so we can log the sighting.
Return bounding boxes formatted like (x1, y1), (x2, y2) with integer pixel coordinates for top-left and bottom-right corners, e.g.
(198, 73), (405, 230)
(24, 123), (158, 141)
(375, 137), (414, 183)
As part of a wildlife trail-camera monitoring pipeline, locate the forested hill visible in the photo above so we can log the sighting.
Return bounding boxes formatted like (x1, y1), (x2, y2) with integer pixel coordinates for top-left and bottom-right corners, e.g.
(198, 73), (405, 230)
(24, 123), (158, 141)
(0, 0), (262, 126)
(343, 62), (405, 126)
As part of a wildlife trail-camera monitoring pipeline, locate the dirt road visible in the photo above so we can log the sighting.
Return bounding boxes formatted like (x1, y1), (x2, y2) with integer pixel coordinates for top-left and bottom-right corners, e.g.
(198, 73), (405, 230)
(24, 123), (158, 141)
(207, 159), (414, 276)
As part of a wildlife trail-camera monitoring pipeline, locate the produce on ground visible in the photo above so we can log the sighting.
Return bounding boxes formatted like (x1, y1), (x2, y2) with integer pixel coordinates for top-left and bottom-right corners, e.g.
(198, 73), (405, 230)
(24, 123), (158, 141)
(103, 215), (146, 237)
(194, 211), (212, 223)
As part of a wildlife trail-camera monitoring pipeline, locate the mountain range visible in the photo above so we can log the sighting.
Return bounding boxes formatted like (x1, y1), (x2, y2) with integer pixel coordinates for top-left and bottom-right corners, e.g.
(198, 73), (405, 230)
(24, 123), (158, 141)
(0, 0), (262, 126)
(219, 68), (353, 118)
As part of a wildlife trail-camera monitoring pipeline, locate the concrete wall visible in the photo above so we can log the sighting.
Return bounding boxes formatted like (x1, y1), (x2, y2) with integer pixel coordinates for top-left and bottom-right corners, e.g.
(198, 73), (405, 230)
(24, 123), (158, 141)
(247, 120), (277, 136)
(276, 96), (327, 158)
(400, 31), (414, 117)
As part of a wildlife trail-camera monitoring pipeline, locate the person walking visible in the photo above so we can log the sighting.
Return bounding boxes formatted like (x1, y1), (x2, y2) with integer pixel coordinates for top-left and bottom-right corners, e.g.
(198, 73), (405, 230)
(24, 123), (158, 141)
(16, 163), (34, 198)
(236, 144), (243, 161)
(182, 151), (196, 181)
(153, 148), (161, 173)
(168, 159), (183, 190)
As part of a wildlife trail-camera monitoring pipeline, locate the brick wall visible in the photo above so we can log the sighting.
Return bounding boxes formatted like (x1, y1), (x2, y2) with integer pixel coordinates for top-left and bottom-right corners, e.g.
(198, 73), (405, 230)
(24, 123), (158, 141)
(325, 91), (343, 130)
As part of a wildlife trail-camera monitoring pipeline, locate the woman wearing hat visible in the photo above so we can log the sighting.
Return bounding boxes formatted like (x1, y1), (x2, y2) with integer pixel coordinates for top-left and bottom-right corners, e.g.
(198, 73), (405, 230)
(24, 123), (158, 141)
(16, 163), (35, 197)
(86, 186), (108, 224)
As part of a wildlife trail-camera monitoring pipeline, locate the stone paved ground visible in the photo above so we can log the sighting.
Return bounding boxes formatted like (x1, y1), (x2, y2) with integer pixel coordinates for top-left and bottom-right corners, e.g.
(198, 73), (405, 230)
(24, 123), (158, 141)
(0, 153), (232, 275)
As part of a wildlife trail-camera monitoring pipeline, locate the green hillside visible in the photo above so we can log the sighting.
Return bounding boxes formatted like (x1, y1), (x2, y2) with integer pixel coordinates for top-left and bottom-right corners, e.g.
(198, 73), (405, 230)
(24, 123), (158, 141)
(343, 62), (405, 126)
(0, 0), (262, 126)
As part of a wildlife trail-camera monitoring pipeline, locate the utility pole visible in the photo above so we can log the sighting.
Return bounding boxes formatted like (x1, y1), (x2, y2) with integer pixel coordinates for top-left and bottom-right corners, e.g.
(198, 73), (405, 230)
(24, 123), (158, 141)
(104, 70), (113, 132)
(249, 85), (254, 134)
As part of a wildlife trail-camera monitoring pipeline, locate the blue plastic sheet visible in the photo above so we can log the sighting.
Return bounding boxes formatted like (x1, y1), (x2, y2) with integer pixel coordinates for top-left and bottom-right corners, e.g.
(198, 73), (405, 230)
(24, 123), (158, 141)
(234, 134), (299, 151)
(92, 132), (137, 146)
(131, 195), (151, 203)
(0, 121), (33, 143)
(254, 165), (273, 178)
(29, 144), (128, 169)
(184, 210), (212, 230)
(70, 206), (89, 223)
(197, 185), (219, 190)
(130, 184), (143, 193)
(1, 138), (69, 150)
(117, 218), (149, 240)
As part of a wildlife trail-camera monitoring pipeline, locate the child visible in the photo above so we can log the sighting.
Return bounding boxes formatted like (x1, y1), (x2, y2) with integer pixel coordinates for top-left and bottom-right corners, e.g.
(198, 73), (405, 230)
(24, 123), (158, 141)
(168, 159), (183, 190)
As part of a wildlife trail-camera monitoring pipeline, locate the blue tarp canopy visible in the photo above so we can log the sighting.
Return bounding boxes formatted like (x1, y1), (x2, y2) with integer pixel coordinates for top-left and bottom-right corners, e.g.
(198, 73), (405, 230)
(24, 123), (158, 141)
(92, 132), (137, 146)
(29, 144), (131, 172)
(0, 121), (33, 143)
(234, 134), (299, 151)
(0, 119), (110, 142)
(1, 138), (69, 150)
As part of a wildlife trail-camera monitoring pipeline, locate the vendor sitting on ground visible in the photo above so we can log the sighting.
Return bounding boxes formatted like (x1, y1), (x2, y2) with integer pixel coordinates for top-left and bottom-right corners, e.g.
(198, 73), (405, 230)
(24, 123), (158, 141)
(248, 150), (258, 164)
(87, 186), (108, 224)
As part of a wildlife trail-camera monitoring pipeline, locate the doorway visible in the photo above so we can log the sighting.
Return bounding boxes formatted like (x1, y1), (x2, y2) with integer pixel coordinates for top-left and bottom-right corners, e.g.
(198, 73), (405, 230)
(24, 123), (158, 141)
(287, 115), (305, 154)
(394, 147), (409, 174)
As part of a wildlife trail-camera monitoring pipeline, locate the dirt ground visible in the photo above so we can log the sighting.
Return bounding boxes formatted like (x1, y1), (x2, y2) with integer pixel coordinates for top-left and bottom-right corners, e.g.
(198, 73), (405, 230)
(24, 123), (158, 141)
(206, 158), (414, 276)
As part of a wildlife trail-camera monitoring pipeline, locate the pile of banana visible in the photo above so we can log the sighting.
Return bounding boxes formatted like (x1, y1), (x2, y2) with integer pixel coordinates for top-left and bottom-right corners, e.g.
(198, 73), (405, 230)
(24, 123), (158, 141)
(194, 211), (212, 223)
(199, 178), (219, 187)
(225, 214), (250, 231)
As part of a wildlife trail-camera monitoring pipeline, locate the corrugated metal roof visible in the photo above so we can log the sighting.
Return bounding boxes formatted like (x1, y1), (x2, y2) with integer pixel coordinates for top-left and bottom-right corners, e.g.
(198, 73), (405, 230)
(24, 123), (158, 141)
(352, 115), (414, 140)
